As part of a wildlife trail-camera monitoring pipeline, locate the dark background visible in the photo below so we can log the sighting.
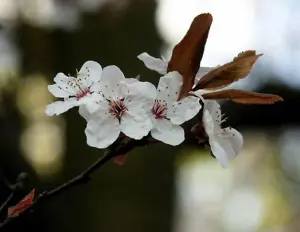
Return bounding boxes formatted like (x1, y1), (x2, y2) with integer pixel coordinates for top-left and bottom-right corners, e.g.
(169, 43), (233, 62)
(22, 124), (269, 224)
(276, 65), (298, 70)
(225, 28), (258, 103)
(1, 0), (300, 231)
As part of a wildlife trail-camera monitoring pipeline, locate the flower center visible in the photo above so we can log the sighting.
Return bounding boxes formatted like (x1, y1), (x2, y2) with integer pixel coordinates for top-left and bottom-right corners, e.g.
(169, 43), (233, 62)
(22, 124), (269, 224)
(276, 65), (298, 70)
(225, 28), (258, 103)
(109, 100), (127, 119)
(76, 87), (90, 100)
(152, 100), (167, 119)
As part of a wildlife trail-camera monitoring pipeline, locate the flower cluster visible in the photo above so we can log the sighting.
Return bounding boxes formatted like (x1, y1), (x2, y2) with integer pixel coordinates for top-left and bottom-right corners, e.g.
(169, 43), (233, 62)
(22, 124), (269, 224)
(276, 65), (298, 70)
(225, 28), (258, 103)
(45, 13), (282, 168)
(137, 53), (243, 168)
(45, 59), (243, 167)
(46, 62), (201, 148)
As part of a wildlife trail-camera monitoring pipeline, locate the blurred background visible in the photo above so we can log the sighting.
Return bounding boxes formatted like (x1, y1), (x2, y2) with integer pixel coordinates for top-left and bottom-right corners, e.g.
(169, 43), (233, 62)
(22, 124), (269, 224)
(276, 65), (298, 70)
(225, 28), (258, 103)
(0, 0), (300, 231)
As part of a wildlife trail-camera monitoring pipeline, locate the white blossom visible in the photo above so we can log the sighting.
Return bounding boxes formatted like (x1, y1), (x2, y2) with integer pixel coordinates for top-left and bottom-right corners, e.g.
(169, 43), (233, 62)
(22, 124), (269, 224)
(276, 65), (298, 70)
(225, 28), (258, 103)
(137, 52), (212, 85)
(202, 100), (243, 168)
(84, 65), (156, 149)
(149, 71), (202, 146)
(45, 61), (102, 116)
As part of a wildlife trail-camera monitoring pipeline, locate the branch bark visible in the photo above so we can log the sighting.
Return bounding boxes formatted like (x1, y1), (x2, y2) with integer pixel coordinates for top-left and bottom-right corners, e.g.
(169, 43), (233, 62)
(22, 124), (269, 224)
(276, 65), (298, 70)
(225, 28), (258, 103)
(0, 193), (13, 216)
(0, 137), (146, 228)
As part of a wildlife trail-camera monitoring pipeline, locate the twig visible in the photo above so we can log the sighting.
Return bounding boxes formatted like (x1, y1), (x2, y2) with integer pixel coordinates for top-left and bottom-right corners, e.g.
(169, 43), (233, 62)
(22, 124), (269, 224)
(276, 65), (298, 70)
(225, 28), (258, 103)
(0, 151), (112, 228)
(42, 149), (112, 199)
(0, 136), (146, 228)
(0, 193), (13, 215)
(0, 168), (15, 216)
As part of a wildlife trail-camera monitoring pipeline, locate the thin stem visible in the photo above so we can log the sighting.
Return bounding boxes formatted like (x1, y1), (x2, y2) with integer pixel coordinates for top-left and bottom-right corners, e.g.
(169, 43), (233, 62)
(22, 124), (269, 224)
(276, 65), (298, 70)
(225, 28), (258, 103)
(0, 168), (14, 216)
(0, 150), (113, 228)
(0, 136), (145, 228)
(0, 193), (13, 215)
(45, 149), (112, 198)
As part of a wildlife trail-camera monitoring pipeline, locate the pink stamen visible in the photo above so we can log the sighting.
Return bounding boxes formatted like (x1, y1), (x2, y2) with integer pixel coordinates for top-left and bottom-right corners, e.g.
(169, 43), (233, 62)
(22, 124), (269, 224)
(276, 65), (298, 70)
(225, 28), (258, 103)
(109, 100), (127, 119)
(152, 100), (167, 119)
(76, 88), (90, 100)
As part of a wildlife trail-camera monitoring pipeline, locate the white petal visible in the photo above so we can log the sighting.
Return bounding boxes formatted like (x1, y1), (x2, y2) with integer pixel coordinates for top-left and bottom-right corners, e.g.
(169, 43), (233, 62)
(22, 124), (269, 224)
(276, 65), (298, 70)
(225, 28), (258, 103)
(220, 127), (243, 156)
(48, 84), (70, 98)
(78, 60), (102, 86)
(209, 136), (232, 168)
(85, 114), (120, 149)
(137, 52), (168, 75)
(151, 120), (184, 146)
(155, 118), (172, 131)
(128, 81), (156, 99)
(120, 107), (153, 139)
(78, 105), (91, 121)
(157, 71), (182, 104)
(202, 108), (215, 136)
(194, 66), (213, 85)
(168, 96), (201, 125)
(125, 78), (139, 84)
(209, 129), (243, 168)
(78, 94), (107, 120)
(99, 65), (126, 99)
(203, 100), (222, 129)
(125, 81), (156, 109)
(53, 73), (77, 95)
(84, 101), (102, 114)
(45, 99), (77, 116)
(77, 94), (104, 114)
(89, 82), (101, 93)
(54, 72), (72, 84)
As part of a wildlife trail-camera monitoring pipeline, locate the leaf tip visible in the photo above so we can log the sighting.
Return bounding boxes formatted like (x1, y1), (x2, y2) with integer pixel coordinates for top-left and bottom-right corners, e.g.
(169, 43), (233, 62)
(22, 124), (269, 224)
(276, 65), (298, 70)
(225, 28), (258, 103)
(274, 95), (283, 102)
(195, 12), (213, 21)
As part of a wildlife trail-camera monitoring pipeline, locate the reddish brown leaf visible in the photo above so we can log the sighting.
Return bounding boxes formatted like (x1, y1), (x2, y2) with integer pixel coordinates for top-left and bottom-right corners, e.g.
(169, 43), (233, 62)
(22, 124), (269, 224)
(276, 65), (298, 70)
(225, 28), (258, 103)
(194, 51), (262, 91)
(233, 50), (257, 61)
(113, 154), (127, 166)
(167, 13), (213, 100)
(202, 89), (283, 104)
(8, 189), (35, 217)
